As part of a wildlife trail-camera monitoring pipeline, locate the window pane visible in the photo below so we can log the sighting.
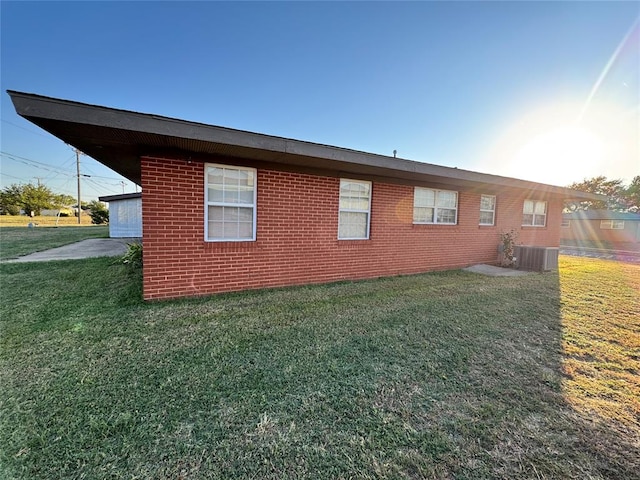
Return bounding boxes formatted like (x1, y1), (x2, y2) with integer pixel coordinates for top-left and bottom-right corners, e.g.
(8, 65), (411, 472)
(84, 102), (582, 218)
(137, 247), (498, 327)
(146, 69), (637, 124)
(223, 222), (239, 239)
(480, 195), (495, 210)
(339, 211), (367, 238)
(237, 186), (254, 204)
(414, 188), (435, 207)
(480, 211), (494, 225)
(437, 191), (457, 208)
(223, 168), (241, 184)
(534, 215), (546, 226)
(523, 200), (534, 214)
(208, 206), (223, 221)
(208, 221), (223, 240)
(341, 181), (366, 196)
(223, 185), (239, 203)
(207, 167), (224, 185)
(237, 207), (253, 222)
(523, 213), (534, 226)
(339, 196), (354, 210)
(206, 165), (256, 242)
(208, 185), (224, 202)
(340, 180), (370, 211)
(413, 206), (434, 223)
(534, 201), (546, 214)
(237, 169), (250, 185)
(238, 222), (253, 238)
(437, 208), (456, 224)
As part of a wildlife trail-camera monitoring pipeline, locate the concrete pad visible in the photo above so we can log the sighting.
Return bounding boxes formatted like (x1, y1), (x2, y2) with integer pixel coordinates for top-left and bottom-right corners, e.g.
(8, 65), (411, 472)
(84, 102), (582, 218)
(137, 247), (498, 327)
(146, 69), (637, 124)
(5, 238), (139, 263)
(463, 264), (532, 277)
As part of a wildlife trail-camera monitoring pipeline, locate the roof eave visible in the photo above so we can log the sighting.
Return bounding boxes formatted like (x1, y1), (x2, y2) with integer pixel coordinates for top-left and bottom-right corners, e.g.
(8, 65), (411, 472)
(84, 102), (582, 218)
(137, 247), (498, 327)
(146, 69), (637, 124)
(7, 90), (604, 201)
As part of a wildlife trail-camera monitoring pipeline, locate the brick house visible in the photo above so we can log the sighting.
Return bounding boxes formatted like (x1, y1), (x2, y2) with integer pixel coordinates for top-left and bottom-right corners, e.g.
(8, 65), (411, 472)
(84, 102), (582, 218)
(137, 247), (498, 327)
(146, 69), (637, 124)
(9, 91), (601, 300)
(561, 210), (640, 248)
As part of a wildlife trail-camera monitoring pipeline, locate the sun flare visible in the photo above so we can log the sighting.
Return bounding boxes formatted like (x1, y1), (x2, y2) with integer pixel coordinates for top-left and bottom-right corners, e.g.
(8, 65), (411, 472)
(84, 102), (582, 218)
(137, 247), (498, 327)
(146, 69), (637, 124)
(513, 124), (605, 185)
(484, 102), (637, 187)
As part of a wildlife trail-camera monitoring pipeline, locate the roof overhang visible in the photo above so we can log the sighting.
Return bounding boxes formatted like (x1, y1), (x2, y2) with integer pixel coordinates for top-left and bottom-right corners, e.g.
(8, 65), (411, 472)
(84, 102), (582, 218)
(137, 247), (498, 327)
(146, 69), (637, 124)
(98, 192), (142, 203)
(8, 90), (604, 201)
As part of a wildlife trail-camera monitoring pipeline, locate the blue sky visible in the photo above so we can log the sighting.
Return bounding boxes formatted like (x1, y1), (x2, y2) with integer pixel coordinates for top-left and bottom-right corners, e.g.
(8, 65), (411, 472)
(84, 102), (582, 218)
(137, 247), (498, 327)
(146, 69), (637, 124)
(1, 1), (638, 202)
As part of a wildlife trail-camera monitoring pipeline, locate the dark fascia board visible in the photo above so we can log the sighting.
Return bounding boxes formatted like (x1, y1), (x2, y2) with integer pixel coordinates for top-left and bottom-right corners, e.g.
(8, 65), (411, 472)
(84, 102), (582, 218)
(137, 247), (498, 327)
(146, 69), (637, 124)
(8, 90), (604, 201)
(98, 193), (142, 202)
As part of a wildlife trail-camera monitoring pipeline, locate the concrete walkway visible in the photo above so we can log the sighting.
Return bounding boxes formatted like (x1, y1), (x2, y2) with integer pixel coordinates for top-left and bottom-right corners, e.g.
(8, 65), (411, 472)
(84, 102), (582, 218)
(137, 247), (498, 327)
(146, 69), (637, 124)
(463, 264), (532, 277)
(5, 238), (137, 263)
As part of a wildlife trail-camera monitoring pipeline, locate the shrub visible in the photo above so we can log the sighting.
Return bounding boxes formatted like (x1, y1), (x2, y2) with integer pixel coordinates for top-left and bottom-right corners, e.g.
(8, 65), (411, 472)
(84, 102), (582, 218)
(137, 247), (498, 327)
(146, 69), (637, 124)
(119, 242), (142, 268)
(499, 229), (518, 267)
(88, 200), (109, 225)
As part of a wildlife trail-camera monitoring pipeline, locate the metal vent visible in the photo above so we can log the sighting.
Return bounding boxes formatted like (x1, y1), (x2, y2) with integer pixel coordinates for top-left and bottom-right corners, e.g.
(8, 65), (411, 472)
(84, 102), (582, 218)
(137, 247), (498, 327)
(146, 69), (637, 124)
(515, 246), (559, 271)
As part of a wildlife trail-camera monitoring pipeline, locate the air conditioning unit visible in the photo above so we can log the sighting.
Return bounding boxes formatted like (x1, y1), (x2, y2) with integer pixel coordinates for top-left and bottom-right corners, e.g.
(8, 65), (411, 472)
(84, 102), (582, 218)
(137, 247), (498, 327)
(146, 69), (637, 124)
(515, 246), (559, 271)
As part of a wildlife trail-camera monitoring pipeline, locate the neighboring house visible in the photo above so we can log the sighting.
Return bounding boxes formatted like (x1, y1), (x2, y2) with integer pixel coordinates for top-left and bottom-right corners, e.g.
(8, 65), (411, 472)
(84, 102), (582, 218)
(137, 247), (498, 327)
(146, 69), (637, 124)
(98, 193), (142, 238)
(41, 207), (74, 217)
(9, 91), (602, 300)
(562, 210), (640, 246)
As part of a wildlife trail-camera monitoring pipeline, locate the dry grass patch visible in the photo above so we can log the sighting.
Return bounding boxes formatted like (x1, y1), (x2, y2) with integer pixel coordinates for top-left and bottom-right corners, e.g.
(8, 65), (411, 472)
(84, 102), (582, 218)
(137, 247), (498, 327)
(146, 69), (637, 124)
(559, 256), (640, 475)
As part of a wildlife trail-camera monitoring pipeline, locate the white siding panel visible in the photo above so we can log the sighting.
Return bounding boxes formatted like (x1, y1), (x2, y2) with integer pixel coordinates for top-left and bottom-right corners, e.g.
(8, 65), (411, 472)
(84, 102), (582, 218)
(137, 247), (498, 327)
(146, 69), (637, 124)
(109, 198), (142, 238)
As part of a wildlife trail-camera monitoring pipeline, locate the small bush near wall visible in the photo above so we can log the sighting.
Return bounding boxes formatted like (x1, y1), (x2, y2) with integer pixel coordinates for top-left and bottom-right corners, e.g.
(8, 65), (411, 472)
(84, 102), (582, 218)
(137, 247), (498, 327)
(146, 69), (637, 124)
(119, 243), (142, 269)
(500, 229), (519, 267)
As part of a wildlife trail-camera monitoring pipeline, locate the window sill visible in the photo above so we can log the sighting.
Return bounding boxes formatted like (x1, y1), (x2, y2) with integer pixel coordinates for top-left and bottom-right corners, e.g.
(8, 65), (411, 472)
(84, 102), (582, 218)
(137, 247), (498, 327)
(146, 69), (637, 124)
(413, 223), (458, 227)
(204, 241), (259, 252)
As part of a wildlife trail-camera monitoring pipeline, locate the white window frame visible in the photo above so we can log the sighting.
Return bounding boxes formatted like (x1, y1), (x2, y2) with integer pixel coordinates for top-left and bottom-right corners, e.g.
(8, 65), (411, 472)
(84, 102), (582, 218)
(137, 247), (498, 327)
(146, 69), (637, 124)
(205, 163), (257, 242)
(600, 220), (624, 230)
(338, 179), (371, 240)
(522, 200), (547, 227)
(479, 194), (496, 226)
(413, 187), (458, 225)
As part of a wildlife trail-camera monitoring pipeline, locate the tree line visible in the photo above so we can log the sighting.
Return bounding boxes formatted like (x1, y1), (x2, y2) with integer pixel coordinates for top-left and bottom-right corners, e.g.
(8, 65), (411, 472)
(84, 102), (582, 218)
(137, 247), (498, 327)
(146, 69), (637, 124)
(567, 176), (640, 212)
(0, 182), (109, 224)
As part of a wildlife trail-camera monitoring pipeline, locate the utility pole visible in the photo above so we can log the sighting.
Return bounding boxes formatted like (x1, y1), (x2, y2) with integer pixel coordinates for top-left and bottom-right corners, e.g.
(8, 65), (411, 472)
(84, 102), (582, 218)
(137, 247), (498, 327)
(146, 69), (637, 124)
(121, 181), (126, 194)
(76, 148), (82, 225)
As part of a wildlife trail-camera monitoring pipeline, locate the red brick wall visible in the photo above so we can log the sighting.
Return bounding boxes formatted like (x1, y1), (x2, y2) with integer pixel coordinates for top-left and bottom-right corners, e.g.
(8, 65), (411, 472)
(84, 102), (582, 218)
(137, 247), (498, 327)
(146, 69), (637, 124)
(141, 157), (562, 300)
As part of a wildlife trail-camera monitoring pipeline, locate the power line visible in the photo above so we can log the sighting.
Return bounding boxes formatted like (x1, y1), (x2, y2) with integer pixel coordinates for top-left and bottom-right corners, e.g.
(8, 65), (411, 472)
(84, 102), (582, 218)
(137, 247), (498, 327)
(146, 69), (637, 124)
(1, 151), (129, 181)
(1, 152), (76, 176)
(0, 172), (31, 181)
(1, 119), (52, 138)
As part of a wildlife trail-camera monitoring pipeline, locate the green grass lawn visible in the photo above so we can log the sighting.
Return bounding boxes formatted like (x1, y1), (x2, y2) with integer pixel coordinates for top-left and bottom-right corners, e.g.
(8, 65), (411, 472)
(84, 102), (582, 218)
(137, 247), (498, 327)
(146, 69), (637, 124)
(0, 255), (638, 479)
(0, 226), (109, 260)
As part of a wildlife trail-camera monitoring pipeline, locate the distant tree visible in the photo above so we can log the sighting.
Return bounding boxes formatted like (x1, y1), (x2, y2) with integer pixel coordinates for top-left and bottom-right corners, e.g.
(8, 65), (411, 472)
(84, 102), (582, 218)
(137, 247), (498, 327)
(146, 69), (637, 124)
(0, 184), (23, 215)
(625, 176), (640, 212)
(53, 193), (76, 208)
(88, 200), (109, 225)
(567, 176), (628, 211)
(0, 183), (78, 216)
(21, 183), (58, 216)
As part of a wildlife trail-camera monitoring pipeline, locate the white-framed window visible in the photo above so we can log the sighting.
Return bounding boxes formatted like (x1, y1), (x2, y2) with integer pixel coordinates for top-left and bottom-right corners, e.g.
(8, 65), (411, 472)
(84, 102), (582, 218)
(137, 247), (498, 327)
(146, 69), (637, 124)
(479, 194), (496, 226)
(522, 200), (547, 227)
(600, 220), (624, 230)
(561, 219), (571, 228)
(205, 164), (256, 242)
(413, 187), (458, 224)
(338, 179), (371, 239)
